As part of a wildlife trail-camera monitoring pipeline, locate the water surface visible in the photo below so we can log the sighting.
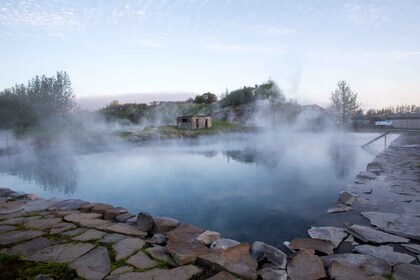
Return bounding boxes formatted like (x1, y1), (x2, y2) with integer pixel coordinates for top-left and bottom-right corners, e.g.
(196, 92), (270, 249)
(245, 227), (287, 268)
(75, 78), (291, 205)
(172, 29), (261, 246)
(0, 131), (397, 246)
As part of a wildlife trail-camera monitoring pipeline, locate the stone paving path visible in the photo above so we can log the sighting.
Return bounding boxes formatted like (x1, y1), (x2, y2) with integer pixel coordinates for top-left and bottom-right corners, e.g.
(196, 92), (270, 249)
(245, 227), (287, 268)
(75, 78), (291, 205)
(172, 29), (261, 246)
(0, 132), (419, 280)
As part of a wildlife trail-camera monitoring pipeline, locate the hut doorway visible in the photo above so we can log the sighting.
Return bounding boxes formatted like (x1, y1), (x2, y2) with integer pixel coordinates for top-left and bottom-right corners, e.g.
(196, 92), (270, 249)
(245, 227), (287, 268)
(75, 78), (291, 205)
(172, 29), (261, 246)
(196, 119), (199, 129)
(205, 119), (208, 128)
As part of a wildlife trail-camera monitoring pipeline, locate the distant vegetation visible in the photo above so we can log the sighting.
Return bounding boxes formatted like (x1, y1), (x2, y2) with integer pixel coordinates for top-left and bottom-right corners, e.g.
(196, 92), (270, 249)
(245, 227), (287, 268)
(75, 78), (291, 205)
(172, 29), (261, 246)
(329, 81), (360, 128)
(187, 92), (218, 104)
(0, 71), (75, 128)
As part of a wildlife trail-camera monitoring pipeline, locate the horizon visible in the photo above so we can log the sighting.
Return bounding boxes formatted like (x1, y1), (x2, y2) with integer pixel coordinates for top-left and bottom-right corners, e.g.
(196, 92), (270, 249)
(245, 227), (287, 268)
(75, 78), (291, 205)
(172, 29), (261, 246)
(1, 0), (419, 110)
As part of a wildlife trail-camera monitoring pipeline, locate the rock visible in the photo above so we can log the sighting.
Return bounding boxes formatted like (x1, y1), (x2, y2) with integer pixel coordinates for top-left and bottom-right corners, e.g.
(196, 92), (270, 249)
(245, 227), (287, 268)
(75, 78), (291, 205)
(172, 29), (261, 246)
(54, 210), (80, 218)
(104, 208), (128, 220)
(289, 238), (334, 255)
(70, 246), (111, 280)
(258, 268), (287, 280)
(347, 224), (410, 244)
(23, 198), (63, 212)
(112, 237), (145, 260)
(33, 274), (53, 280)
(136, 212), (154, 232)
(48, 199), (89, 211)
(250, 241), (287, 269)
(197, 243), (258, 279)
(328, 261), (369, 280)
(287, 249), (326, 280)
(115, 212), (134, 223)
(0, 237), (58, 257)
(114, 265), (201, 280)
(196, 230), (221, 246)
(60, 227), (88, 237)
(362, 187), (373, 194)
(367, 162), (382, 174)
(211, 238), (241, 250)
(361, 212), (420, 241)
(79, 203), (97, 213)
(99, 233), (127, 244)
(50, 222), (77, 235)
(72, 229), (107, 241)
(107, 223), (147, 237)
(0, 230), (44, 245)
(401, 243), (420, 254)
(337, 191), (358, 206)
(0, 200), (24, 214)
(307, 226), (348, 248)
(355, 171), (377, 184)
(110, 266), (133, 275)
(146, 246), (177, 266)
(64, 212), (103, 223)
(9, 191), (27, 200)
(208, 271), (240, 280)
(343, 234), (359, 246)
(1, 216), (40, 225)
(125, 216), (137, 226)
(27, 243), (95, 263)
(91, 204), (114, 215)
(327, 203), (353, 214)
(0, 225), (16, 233)
(166, 239), (211, 265)
(149, 233), (166, 245)
(127, 251), (157, 269)
(354, 245), (416, 266)
(167, 224), (205, 243)
(321, 254), (392, 276)
(152, 216), (180, 233)
(24, 218), (62, 230)
(78, 219), (113, 230)
(393, 263), (420, 280)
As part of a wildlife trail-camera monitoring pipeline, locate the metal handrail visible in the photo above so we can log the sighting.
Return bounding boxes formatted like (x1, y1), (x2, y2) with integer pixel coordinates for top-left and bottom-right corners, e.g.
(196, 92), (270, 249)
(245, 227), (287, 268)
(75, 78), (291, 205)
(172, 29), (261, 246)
(361, 131), (389, 149)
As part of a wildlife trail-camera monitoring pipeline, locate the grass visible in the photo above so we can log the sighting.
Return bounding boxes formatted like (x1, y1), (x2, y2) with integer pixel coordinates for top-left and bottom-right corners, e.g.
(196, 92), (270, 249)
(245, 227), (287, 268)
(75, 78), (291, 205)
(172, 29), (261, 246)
(0, 253), (82, 280)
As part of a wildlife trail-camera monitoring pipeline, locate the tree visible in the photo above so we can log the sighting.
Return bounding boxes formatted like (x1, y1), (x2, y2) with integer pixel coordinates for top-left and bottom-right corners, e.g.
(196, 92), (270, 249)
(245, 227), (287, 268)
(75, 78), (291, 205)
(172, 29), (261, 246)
(329, 81), (360, 127)
(193, 92), (218, 104)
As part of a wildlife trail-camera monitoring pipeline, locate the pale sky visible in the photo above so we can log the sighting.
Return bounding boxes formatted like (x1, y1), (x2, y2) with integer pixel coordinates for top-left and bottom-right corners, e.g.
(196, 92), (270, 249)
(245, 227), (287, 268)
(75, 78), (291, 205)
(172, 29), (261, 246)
(0, 0), (419, 110)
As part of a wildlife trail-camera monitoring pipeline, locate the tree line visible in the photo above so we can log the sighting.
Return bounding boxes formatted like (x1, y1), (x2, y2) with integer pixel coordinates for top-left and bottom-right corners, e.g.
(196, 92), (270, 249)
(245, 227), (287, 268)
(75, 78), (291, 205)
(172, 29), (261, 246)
(0, 71), (76, 128)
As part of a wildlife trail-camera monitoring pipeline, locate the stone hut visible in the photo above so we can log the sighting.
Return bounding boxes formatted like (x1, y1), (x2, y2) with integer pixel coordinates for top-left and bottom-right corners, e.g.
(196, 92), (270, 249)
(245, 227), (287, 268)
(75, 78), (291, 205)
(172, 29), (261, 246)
(177, 115), (212, 130)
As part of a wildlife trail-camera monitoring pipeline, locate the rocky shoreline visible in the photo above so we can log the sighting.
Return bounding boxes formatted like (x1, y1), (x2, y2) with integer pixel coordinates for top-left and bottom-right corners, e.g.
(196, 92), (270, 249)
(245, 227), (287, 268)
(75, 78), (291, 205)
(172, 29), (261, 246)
(0, 132), (419, 280)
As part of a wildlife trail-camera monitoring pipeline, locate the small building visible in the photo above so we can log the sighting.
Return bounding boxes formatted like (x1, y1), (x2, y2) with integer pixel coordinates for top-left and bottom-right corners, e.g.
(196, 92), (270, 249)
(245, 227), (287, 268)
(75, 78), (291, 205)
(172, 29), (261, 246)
(177, 115), (212, 130)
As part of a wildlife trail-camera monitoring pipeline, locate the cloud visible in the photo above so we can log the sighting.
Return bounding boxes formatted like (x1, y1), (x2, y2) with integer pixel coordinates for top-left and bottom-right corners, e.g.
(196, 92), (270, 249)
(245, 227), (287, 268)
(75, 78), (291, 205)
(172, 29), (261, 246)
(206, 43), (284, 55)
(124, 37), (164, 48)
(253, 26), (296, 37)
(0, 1), (81, 30)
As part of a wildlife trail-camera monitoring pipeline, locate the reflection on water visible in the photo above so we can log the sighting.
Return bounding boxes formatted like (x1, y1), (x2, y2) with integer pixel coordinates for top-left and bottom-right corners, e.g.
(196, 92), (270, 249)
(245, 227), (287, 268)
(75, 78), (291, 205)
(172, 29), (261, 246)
(0, 132), (399, 246)
(0, 150), (78, 194)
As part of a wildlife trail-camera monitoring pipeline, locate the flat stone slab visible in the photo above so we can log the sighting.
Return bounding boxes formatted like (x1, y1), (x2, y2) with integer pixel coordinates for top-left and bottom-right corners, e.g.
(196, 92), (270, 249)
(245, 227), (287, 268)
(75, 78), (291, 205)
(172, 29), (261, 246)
(347, 224), (409, 244)
(0, 216), (40, 226)
(393, 263), (420, 280)
(197, 243), (258, 279)
(104, 208), (128, 220)
(211, 238), (240, 250)
(361, 212), (420, 241)
(287, 249), (326, 280)
(60, 227), (88, 237)
(337, 191), (358, 206)
(152, 216), (180, 233)
(112, 237), (145, 261)
(23, 198), (63, 212)
(0, 225), (16, 233)
(250, 241), (287, 269)
(327, 203), (353, 214)
(167, 224), (205, 243)
(70, 246), (111, 280)
(308, 226), (348, 248)
(64, 212), (103, 223)
(113, 265), (202, 280)
(0, 237), (58, 257)
(289, 238), (334, 255)
(0, 200), (25, 214)
(328, 261), (369, 280)
(321, 253), (392, 276)
(401, 243), (420, 254)
(166, 239), (211, 265)
(79, 203), (98, 213)
(24, 218), (62, 230)
(91, 204), (114, 214)
(78, 219), (113, 230)
(127, 251), (157, 269)
(0, 230), (44, 245)
(50, 222), (77, 235)
(48, 199), (89, 211)
(196, 230), (221, 246)
(99, 233), (127, 244)
(72, 229), (107, 241)
(115, 212), (134, 223)
(354, 245), (416, 266)
(27, 243), (95, 263)
(146, 246), (177, 266)
(110, 266), (133, 276)
(107, 223), (147, 237)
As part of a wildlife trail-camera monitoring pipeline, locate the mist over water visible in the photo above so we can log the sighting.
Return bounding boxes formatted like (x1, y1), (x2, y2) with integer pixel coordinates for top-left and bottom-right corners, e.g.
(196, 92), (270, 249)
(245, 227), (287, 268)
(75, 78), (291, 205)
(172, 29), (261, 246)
(0, 131), (398, 246)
